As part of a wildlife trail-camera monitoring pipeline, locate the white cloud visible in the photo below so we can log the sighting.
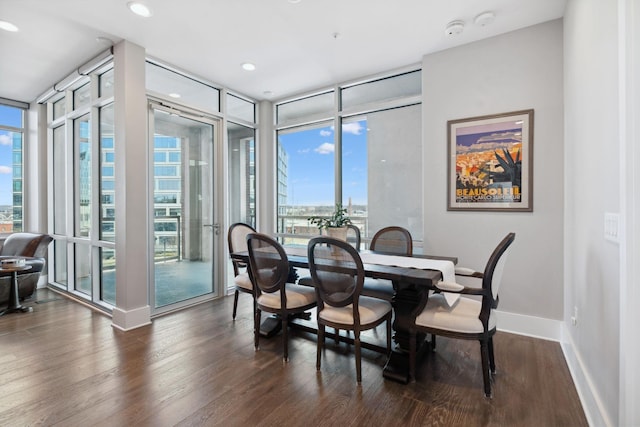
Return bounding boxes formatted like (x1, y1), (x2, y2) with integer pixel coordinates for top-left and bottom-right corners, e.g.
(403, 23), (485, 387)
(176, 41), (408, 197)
(297, 148), (310, 154)
(319, 129), (332, 137)
(0, 134), (12, 145)
(314, 142), (334, 154)
(342, 122), (363, 135)
(0, 166), (12, 174)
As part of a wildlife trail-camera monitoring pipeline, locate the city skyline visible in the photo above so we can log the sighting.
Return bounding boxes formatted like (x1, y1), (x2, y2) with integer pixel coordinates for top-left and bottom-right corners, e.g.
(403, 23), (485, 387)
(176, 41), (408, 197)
(0, 105), (21, 206)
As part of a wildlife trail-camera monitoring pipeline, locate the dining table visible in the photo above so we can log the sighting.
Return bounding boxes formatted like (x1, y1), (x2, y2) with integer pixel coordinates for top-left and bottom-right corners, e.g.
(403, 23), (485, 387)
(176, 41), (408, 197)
(231, 244), (457, 384)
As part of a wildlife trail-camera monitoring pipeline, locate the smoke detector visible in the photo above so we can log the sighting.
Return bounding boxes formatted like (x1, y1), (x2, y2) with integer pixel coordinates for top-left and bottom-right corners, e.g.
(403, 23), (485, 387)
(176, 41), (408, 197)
(445, 20), (465, 36)
(474, 11), (495, 27)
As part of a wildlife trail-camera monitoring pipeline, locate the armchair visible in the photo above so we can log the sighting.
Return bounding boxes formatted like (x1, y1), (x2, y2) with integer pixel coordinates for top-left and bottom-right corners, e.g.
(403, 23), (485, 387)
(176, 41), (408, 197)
(0, 233), (53, 307)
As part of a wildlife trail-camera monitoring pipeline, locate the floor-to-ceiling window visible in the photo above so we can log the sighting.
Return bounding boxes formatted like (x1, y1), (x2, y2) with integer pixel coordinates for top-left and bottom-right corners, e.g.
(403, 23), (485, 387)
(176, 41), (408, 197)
(46, 56), (116, 309)
(0, 102), (25, 233)
(275, 69), (423, 246)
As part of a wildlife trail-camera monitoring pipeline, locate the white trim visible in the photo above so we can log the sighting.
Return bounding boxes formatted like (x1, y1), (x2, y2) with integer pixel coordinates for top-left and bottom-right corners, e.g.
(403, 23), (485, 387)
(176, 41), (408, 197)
(495, 310), (562, 341)
(111, 305), (152, 331)
(562, 323), (611, 427)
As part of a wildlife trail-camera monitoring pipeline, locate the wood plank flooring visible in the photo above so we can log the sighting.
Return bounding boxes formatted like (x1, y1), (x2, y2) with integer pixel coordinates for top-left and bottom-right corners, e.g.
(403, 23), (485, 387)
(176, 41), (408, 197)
(0, 289), (588, 426)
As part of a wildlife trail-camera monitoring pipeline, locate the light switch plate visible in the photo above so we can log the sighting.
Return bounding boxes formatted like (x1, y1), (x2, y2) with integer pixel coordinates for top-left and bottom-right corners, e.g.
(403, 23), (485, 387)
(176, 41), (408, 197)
(604, 212), (620, 243)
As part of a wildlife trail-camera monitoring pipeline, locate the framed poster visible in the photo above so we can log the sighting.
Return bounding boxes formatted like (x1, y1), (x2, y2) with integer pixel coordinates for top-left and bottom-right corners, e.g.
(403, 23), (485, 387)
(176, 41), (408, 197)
(447, 109), (534, 212)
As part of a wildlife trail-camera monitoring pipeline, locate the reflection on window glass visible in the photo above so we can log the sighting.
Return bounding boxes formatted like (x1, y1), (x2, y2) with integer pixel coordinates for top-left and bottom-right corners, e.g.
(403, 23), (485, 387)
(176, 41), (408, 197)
(101, 247), (116, 305)
(100, 68), (114, 98)
(146, 62), (220, 113)
(226, 94), (255, 123)
(53, 126), (67, 234)
(75, 243), (91, 295)
(75, 115), (91, 237)
(341, 70), (421, 110)
(276, 122), (334, 243)
(73, 83), (91, 110)
(100, 104), (115, 242)
(53, 98), (66, 120)
(277, 91), (334, 124)
(345, 105), (423, 241)
(54, 240), (68, 286)
(227, 122), (255, 227)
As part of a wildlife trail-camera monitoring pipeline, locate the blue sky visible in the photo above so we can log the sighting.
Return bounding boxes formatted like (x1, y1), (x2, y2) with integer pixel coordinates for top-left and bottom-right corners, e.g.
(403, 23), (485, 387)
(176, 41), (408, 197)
(278, 120), (368, 206)
(0, 105), (21, 206)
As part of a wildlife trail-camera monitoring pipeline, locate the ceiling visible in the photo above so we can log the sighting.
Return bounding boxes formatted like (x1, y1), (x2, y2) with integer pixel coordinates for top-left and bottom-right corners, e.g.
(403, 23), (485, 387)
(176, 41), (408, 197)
(0, 0), (566, 104)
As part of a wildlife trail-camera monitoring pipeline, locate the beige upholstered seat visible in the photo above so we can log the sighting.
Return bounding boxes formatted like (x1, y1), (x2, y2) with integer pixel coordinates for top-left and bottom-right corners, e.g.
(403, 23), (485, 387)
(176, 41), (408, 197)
(308, 236), (392, 383)
(409, 233), (515, 398)
(227, 222), (256, 319)
(247, 232), (317, 362)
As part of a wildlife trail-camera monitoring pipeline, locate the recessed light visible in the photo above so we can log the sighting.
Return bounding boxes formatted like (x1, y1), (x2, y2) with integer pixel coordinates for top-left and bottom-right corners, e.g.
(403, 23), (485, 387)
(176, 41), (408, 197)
(127, 2), (153, 18)
(0, 20), (19, 32)
(263, 90), (273, 96)
(169, 93), (181, 98)
(288, 0), (302, 3)
(241, 62), (256, 71)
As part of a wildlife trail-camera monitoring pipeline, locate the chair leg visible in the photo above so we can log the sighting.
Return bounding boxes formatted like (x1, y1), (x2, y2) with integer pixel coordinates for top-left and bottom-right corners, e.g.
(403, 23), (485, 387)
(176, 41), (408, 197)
(409, 329), (417, 382)
(386, 317), (392, 354)
(334, 328), (340, 345)
(317, 324), (324, 371)
(254, 308), (261, 350)
(354, 331), (362, 383)
(232, 289), (240, 320)
(431, 334), (437, 351)
(282, 316), (289, 362)
(488, 337), (496, 374)
(480, 340), (492, 398)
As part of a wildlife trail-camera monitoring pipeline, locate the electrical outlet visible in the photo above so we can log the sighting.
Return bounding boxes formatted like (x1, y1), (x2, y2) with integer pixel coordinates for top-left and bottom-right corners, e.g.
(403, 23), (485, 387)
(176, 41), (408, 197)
(604, 212), (620, 243)
(571, 306), (578, 326)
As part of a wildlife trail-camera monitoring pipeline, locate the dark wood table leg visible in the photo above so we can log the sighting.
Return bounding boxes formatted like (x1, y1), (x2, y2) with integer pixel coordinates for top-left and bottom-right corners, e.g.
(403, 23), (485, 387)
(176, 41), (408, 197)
(382, 280), (428, 383)
(0, 271), (33, 316)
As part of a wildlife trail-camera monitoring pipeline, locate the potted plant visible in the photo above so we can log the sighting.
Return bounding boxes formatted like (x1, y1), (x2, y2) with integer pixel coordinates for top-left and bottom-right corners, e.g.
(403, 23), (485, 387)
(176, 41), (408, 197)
(308, 203), (352, 241)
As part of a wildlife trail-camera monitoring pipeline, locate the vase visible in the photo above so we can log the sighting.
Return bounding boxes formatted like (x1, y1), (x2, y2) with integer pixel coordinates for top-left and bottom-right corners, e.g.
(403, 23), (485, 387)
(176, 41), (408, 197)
(325, 226), (348, 242)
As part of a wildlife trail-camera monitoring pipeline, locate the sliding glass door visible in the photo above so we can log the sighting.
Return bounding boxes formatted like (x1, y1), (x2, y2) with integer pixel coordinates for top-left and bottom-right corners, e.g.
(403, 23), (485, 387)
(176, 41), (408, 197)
(150, 105), (220, 312)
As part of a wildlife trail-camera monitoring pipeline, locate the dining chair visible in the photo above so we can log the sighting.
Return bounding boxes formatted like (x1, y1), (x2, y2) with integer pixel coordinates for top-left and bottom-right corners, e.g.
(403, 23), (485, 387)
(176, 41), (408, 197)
(408, 232), (516, 398)
(246, 232), (317, 362)
(227, 222), (256, 320)
(297, 224), (361, 288)
(308, 236), (392, 383)
(345, 224), (362, 251)
(361, 226), (413, 301)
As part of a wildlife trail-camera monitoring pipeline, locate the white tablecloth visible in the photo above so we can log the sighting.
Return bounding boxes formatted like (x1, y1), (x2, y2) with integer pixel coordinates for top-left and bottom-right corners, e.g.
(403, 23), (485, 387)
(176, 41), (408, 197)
(359, 252), (459, 306)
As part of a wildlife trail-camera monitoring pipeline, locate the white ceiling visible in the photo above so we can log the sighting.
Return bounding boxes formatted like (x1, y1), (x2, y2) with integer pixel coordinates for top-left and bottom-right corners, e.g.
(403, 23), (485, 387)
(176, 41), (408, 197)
(0, 0), (566, 104)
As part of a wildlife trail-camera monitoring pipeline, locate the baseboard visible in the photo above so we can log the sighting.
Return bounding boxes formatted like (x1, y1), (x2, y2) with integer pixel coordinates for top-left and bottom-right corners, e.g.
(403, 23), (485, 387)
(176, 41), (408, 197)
(561, 324), (611, 427)
(496, 309), (563, 341)
(112, 305), (151, 331)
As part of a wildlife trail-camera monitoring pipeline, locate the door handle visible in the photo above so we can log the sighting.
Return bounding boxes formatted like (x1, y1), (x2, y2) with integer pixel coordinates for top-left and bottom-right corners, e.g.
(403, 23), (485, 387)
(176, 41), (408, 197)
(203, 224), (221, 235)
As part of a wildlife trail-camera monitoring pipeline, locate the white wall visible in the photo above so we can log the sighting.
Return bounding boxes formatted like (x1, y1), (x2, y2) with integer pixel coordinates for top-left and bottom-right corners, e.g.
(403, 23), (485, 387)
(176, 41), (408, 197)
(564, 1), (621, 425)
(422, 20), (565, 324)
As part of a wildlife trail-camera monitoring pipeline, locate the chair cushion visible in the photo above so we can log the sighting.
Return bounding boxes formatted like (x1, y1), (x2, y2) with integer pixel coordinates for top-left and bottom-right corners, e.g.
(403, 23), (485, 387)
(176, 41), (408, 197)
(257, 283), (316, 309)
(361, 278), (394, 301)
(319, 296), (391, 326)
(234, 272), (253, 290)
(415, 294), (496, 334)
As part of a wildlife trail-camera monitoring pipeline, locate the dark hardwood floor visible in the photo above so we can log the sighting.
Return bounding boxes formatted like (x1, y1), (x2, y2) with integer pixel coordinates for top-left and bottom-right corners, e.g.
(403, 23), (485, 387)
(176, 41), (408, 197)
(0, 289), (588, 426)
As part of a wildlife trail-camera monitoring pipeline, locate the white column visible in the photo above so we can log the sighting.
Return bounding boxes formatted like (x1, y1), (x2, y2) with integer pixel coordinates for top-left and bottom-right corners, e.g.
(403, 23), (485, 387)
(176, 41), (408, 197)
(111, 40), (151, 330)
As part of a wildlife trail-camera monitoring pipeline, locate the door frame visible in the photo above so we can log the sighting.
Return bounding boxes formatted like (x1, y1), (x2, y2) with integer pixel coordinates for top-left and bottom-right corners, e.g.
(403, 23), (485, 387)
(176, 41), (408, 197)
(147, 100), (225, 316)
